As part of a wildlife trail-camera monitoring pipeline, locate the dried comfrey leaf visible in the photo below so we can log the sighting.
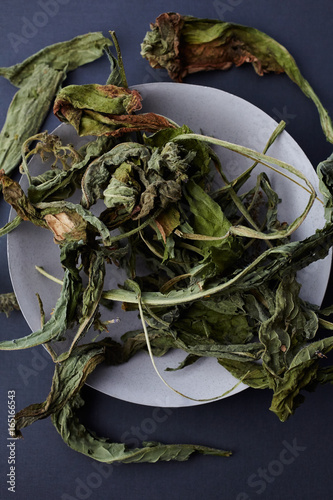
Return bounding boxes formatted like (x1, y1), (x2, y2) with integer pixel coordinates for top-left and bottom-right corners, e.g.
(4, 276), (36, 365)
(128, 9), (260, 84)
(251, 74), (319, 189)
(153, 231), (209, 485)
(0, 293), (20, 317)
(13, 342), (231, 462)
(0, 32), (112, 179)
(52, 392), (231, 463)
(54, 84), (175, 137)
(0, 268), (82, 351)
(28, 134), (115, 204)
(141, 13), (333, 143)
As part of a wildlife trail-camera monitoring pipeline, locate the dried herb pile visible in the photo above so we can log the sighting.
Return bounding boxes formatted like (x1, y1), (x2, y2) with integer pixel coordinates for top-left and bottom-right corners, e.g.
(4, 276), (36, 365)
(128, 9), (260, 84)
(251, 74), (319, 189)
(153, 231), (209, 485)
(1, 17), (333, 464)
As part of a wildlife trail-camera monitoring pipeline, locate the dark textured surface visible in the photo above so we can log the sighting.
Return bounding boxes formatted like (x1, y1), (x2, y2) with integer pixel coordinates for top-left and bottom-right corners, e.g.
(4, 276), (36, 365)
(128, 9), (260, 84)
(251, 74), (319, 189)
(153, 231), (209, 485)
(1, 1), (333, 499)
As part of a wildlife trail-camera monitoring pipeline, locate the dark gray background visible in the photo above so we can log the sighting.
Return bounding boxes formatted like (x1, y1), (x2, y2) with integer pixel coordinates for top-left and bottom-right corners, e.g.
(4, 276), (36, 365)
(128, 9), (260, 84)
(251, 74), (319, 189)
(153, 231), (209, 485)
(1, 1), (333, 499)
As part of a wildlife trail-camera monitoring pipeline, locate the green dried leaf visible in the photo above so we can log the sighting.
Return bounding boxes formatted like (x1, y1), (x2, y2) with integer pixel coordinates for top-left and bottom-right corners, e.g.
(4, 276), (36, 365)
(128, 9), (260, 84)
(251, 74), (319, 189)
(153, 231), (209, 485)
(81, 142), (150, 211)
(172, 132), (316, 243)
(55, 84), (142, 118)
(146, 141), (193, 182)
(165, 353), (200, 371)
(184, 179), (232, 248)
(27, 135), (114, 204)
(0, 292), (20, 317)
(52, 393), (231, 463)
(103, 163), (141, 213)
(0, 32), (112, 87)
(174, 334), (263, 362)
(119, 325), (262, 363)
(258, 274), (315, 377)
(0, 32), (111, 179)
(0, 269), (81, 351)
(54, 250), (106, 362)
(0, 215), (22, 237)
(54, 84), (174, 137)
(138, 180), (182, 219)
(144, 124), (212, 178)
(174, 299), (251, 345)
(218, 359), (269, 390)
(141, 13), (333, 143)
(13, 340), (231, 461)
(0, 65), (65, 180)
(183, 179), (242, 272)
(13, 342), (105, 437)
(315, 366), (333, 385)
(268, 336), (333, 421)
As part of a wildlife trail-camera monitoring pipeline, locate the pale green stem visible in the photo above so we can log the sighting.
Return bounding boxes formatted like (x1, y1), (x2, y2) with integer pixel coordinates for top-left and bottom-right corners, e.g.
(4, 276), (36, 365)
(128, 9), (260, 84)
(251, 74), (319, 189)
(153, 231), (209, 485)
(137, 293), (249, 402)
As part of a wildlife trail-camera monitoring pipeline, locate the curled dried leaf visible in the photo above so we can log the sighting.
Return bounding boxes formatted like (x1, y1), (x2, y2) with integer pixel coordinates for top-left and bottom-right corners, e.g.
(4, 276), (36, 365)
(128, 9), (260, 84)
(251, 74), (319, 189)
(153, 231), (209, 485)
(141, 13), (333, 143)
(44, 212), (79, 242)
(54, 84), (175, 137)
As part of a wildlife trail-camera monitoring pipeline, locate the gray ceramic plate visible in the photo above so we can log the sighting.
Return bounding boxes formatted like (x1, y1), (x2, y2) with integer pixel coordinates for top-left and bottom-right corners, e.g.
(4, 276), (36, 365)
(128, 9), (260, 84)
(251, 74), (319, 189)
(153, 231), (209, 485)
(7, 82), (331, 407)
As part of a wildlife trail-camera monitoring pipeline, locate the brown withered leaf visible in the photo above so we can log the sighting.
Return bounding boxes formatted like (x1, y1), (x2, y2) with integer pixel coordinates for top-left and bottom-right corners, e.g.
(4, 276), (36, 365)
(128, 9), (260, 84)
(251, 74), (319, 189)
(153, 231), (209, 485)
(44, 212), (87, 243)
(155, 205), (181, 242)
(141, 13), (284, 82)
(53, 84), (143, 122)
(141, 13), (333, 143)
(0, 170), (46, 227)
(93, 112), (175, 138)
(54, 84), (174, 137)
